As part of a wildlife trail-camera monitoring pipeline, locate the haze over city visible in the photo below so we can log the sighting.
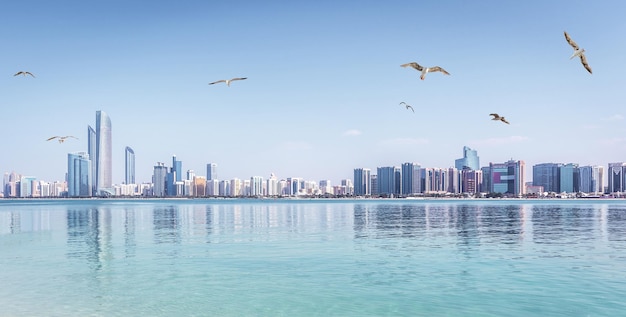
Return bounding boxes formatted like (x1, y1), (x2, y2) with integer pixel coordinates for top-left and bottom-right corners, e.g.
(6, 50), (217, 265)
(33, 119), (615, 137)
(2, 1), (625, 186)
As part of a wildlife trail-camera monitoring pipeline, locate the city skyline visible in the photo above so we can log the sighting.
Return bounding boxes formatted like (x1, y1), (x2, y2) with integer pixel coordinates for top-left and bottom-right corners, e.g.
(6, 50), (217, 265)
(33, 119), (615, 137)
(2, 1), (625, 185)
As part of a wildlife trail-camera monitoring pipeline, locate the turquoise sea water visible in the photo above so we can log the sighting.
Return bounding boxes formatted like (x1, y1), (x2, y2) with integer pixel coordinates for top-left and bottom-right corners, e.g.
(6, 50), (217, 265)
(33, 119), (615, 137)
(1, 199), (625, 316)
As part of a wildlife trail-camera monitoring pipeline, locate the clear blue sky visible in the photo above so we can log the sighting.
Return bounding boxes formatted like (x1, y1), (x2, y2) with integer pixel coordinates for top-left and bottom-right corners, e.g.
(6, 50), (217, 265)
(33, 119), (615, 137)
(2, 1), (625, 185)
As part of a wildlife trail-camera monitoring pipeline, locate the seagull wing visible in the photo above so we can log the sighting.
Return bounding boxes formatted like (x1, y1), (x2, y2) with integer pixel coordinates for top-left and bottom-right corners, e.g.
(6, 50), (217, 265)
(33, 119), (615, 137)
(229, 77), (247, 82)
(579, 54), (592, 74)
(14, 71), (23, 76)
(401, 62), (424, 71)
(399, 102), (406, 105)
(46, 136), (59, 141)
(429, 66), (450, 75)
(208, 79), (227, 85)
(25, 72), (35, 78)
(407, 105), (415, 113)
(489, 113), (499, 119)
(68, 136), (79, 140)
(564, 31), (579, 50)
(501, 118), (510, 124)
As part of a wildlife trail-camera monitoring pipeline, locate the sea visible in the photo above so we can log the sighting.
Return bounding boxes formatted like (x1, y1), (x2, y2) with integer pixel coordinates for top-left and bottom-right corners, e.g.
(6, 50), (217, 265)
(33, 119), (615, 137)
(1, 198), (625, 316)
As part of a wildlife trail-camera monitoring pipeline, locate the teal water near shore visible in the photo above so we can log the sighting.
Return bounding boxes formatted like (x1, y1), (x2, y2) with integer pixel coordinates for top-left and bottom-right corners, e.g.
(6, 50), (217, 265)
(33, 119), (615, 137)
(1, 199), (625, 316)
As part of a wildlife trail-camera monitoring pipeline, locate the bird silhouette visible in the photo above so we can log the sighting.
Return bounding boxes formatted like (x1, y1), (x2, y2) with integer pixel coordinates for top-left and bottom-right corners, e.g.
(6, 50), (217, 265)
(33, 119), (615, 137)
(489, 113), (509, 124)
(564, 31), (592, 74)
(209, 77), (247, 86)
(401, 62), (450, 80)
(14, 71), (35, 78)
(399, 102), (414, 113)
(46, 135), (79, 143)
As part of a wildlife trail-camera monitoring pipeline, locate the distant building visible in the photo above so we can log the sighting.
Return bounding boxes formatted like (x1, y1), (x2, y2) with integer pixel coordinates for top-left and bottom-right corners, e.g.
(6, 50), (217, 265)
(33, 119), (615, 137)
(125, 146), (135, 185)
(206, 163), (217, 181)
(401, 163), (421, 195)
(559, 163), (579, 193)
(152, 162), (168, 197)
(377, 166), (400, 196)
(579, 165), (604, 194)
(454, 146), (480, 171)
(488, 160), (525, 195)
(533, 163), (562, 193)
(94, 110), (112, 196)
(67, 152), (92, 197)
(353, 168), (371, 196)
(608, 162), (626, 193)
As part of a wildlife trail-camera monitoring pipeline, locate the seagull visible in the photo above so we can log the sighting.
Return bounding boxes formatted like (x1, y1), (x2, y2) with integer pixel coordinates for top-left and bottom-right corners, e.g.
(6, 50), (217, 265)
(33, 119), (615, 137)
(399, 102), (414, 113)
(401, 62), (450, 80)
(46, 136), (79, 143)
(208, 77), (247, 86)
(14, 71), (35, 78)
(489, 113), (509, 124)
(564, 31), (592, 74)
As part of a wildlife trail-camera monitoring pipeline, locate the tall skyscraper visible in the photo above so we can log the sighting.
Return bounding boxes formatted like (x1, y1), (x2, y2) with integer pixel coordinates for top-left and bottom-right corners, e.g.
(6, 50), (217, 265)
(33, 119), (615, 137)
(560, 163), (579, 193)
(87, 125), (96, 194)
(579, 165), (604, 194)
(533, 163), (562, 193)
(377, 166), (400, 196)
(67, 152), (92, 197)
(206, 163), (217, 180)
(172, 155), (182, 182)
(454, 146), (480, 171)
(488, 160), (525, 195)
(608, 162), (626, 193)
(125, 146), (135, 185)
(95, 111), (112, 195)
(401, 163), (421, 195)
(353, 168), (371, 196)
(152, 162), (168, 197)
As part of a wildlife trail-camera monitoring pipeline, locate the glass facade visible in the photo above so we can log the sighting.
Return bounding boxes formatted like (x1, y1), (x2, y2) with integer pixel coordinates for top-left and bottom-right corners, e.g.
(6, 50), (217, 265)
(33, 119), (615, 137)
(125, 146), (135, 185)
(353, 168), (371, 196)
(67, 152), (91, 197)
(454, 146), (480, 171)
(95, 111), (112, 195)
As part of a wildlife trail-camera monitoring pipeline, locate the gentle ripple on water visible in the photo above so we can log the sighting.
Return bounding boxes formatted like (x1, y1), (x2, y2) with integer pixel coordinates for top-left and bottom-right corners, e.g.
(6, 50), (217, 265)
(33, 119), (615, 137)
(1, 199), (626, 316)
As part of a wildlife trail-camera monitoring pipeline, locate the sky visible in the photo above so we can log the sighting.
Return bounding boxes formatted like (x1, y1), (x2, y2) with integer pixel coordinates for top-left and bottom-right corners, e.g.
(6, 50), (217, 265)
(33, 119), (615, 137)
(1, 0), (625, 186)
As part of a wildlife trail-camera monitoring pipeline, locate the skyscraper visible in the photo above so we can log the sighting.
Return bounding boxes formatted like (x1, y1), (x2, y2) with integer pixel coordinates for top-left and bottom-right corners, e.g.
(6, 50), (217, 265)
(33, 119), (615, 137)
(206, 163), (217, 180)
(353, 168), (371, 196)
(533, 163), (562, 193)
(172, 155), (182, 182)
(95, 111), (112, 195)
(488, 160), (525, 195)
(579, 165), (604, 194)
(377, 166), (400, 196)
(67, 152), (92, 197)
(454, 146), (480, 171)
(87, 125), (96, 194)
(125, 146), (135, 185)
(560, 163), (579, 193)
(608, 162), (626, 193)
(152, 162), (168, 197)
(401, 163), (421, 195)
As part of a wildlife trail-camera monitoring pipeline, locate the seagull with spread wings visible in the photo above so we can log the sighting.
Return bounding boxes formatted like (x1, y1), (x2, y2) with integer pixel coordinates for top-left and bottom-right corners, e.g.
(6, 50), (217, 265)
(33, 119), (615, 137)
(209, 77), (247, 86)
(14, 71), (35, 78)
(490, 113), (509, 124)
(564, 31), (592, 74)
(399, 102), (414, 113)
(401, 62), (450, 80)
(47, 136), (79, 143)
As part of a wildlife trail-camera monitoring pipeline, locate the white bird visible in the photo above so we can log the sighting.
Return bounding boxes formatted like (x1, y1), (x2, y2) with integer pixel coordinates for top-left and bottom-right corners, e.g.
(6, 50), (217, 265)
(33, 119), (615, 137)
(209, 77), (247, 86)
(489, 113), (509, 124)
(46, 135), (79, 143)
(564, 31), (592, 74)
(14, 71), (35, 78)
(399, 102), (414, 113)
(401, 62), (450, 80)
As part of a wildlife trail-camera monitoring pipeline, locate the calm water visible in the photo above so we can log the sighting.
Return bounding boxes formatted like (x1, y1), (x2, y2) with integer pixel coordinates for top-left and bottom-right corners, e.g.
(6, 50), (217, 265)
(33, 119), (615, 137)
(1, 199), (625, 316)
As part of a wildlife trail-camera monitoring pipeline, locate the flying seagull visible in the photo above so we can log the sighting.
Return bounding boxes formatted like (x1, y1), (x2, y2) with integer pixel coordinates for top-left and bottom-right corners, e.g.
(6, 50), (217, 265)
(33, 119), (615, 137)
(46, 136), (79, 143)
(401, 62), (450, 80)
(209, 77), (247, 86)
(564, 31), (592, 74)
(399, 102), (414, 113)
(14, 71), (35, 78)
(489, 113), (509, 124)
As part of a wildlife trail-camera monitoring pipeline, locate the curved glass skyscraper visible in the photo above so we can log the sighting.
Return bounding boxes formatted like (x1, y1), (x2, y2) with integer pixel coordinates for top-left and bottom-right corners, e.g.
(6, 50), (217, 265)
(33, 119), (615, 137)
(95, 111), (112, 195)
(125, 146), (135, 184)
